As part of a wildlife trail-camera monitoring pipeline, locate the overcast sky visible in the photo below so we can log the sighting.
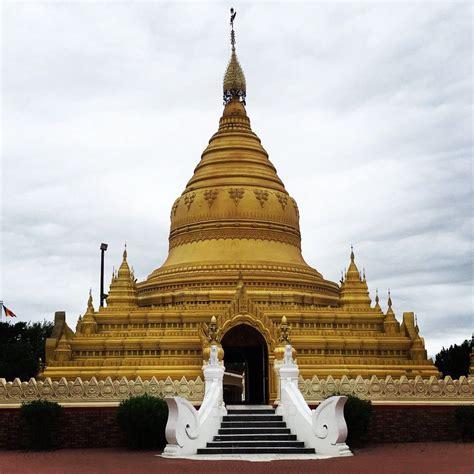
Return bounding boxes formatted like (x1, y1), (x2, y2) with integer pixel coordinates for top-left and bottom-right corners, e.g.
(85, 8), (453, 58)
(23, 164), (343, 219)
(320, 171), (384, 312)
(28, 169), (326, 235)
(1, 2), (472, 358)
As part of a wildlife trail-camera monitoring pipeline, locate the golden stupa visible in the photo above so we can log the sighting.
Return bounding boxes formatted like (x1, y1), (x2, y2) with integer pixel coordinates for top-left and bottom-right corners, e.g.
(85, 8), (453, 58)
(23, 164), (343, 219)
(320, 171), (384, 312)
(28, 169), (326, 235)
(44, 12), (438, 403)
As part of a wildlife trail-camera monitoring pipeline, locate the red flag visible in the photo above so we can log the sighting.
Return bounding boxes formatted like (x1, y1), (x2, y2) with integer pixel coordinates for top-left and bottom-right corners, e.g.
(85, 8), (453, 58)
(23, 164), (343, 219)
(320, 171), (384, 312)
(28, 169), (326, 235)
(3, 305), (17, 318)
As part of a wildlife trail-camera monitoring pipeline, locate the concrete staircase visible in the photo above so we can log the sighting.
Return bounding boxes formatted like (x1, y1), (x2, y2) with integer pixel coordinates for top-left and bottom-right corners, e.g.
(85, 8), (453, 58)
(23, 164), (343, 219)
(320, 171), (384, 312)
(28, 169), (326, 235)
(197, 405), (316, 455)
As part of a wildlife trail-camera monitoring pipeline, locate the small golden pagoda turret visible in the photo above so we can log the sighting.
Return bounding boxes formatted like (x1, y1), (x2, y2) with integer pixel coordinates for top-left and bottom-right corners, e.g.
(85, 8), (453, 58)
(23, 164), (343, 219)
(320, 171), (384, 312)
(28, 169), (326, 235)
(53, 333), (72, 362)
(76, 290), (97, 336)
(340, 247), (372, 308)
(105, 247), (138, 309)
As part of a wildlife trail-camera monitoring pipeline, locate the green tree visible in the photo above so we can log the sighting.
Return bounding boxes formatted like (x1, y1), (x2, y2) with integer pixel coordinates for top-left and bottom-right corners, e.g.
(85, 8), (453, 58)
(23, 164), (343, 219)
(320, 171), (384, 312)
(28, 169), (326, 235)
(434, 339), (472, 379)
(0, 320), (53, 381)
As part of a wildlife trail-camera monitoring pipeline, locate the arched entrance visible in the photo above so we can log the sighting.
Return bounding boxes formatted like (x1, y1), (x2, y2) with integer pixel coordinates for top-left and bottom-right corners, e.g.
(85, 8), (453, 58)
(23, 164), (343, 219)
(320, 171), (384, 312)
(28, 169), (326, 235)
(221, 324), (268, 404)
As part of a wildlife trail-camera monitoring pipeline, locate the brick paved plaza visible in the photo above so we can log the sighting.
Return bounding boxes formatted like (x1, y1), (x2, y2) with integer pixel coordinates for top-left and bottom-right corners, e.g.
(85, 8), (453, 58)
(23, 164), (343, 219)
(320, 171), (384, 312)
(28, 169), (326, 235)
(0, 442), (472, 474)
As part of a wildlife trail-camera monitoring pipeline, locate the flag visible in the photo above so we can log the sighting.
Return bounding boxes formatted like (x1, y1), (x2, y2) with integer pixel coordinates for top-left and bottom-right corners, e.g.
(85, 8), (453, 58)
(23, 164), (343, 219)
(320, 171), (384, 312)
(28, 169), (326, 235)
(3, 305), (17, 318)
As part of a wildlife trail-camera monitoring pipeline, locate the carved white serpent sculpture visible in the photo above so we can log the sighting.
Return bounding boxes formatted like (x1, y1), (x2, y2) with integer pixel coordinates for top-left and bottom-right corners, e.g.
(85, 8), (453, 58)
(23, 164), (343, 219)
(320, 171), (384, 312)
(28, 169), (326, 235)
(276, 345), (352, 456)
(162, 346), (226, 456)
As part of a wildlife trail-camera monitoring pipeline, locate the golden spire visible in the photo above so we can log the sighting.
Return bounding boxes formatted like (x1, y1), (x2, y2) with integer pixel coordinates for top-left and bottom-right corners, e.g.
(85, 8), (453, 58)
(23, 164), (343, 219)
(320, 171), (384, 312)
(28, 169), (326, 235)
(223, 7), (246, 105)
(387, 289), (393, 309)
(374, 288), (381, 310)
(86, 289), (94, 313)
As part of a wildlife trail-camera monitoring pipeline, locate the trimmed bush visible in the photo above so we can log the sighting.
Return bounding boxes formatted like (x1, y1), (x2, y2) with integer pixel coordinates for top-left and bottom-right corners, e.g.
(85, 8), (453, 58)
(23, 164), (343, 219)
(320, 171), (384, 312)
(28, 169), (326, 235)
(454, 405), (474, 441)
(343, 394), (373, 447)
(117, 394), (168, 450)
(325, 393), (373, 447)
(21, 400), (62, 450)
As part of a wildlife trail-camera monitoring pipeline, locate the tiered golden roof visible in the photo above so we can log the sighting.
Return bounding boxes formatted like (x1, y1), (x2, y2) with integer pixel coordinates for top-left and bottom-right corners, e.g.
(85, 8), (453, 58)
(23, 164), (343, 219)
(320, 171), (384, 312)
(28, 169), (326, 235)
(43, 10), (438, 396)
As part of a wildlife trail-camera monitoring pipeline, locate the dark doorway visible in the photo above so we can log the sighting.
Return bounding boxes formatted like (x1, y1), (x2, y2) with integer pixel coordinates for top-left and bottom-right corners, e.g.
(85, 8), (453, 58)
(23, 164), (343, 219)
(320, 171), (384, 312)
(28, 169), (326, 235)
(221, 324), (268, 404)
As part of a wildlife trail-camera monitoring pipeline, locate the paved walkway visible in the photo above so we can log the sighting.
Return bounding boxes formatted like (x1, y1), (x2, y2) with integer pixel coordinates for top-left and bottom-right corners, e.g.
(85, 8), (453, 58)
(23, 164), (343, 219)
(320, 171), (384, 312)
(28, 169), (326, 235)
(0, 443), (472, 473)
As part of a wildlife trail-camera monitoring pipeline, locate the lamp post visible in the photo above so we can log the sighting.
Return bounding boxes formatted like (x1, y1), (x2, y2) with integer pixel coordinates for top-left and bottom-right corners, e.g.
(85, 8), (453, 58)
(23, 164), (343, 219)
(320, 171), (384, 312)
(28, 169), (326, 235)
(100, 243), (108, 307)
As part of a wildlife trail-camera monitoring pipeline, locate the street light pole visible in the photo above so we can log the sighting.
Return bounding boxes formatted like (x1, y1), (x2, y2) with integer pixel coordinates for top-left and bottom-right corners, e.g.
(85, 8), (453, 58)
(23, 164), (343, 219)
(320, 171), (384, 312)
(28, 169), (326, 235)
(100, 243), (108, 307)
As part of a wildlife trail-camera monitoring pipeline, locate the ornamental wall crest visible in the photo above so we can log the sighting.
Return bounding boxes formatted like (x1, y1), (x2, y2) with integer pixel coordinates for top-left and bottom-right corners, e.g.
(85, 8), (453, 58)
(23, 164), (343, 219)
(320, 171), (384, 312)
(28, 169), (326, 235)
(291, 197), (299, 218)
(228, 187), (245, 206)
(184, 192), (196, 210)
(276, 193), (288, 210)
(171, 198), (180, 217)
(254, 189), (269, 207)
(203, 189), (219, 208)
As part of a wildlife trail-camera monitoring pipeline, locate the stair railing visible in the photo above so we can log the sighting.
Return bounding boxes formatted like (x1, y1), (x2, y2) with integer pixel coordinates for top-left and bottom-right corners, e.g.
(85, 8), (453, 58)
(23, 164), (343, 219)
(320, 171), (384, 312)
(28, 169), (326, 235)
(163, 345), (226, 456)
(275, 344), (352, 457)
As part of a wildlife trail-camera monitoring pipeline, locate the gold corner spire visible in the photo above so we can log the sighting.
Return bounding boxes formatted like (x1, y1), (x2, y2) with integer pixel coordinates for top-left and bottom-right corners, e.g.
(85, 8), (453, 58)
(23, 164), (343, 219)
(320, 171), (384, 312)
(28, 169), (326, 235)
(223, 7), (246, 105)
(87, 288), (93, 310)
(387, 289), (393, 309)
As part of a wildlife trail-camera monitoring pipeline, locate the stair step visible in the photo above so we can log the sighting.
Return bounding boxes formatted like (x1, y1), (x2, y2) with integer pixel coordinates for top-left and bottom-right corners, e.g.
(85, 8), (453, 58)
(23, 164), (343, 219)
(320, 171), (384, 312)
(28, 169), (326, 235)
(221, 421), (286, 428)
(214, 434), (297, 441)
(223, 415), (282, 422)
(226, 405), (273, 410)
(197, 447), (316, 455)
(207, 441), (305, 448)
(218, 428), (291, 435)
(227, 409), (275, 415)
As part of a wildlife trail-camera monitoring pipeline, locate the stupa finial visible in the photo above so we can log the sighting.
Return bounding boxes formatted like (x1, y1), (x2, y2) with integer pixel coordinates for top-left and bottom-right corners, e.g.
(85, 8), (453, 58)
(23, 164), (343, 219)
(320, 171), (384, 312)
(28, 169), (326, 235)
(350, 245), (355, 262)
(388, 289), (392, 308)
(87, 289), (94, 312)
(230, 7), (237, 51)
(223, 7), (246, 105)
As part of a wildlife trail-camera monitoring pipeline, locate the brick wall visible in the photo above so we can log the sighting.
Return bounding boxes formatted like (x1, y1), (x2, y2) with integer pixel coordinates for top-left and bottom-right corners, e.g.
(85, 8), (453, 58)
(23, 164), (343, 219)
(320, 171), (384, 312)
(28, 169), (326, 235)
(0, 407), (125, 450)
(367, 405), (459, 443)
(0, 404), (463, 450)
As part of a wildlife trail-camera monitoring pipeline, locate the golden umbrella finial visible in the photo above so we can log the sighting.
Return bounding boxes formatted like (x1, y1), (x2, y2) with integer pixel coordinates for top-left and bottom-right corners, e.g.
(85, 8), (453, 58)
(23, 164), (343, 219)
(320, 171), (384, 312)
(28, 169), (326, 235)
(223, 7), (246, 105)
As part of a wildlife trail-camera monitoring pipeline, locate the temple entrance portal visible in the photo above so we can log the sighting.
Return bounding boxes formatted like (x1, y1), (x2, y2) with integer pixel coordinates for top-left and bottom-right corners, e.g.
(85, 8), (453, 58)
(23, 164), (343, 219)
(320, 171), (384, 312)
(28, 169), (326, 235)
(221, 323), (268, 404)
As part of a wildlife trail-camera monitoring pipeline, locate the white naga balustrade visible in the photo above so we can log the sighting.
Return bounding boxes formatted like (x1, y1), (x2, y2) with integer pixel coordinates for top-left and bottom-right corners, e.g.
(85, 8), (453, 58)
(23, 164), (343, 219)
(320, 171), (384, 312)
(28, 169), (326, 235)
(163, 346), (226, 456)
(275, 345), (352, 457)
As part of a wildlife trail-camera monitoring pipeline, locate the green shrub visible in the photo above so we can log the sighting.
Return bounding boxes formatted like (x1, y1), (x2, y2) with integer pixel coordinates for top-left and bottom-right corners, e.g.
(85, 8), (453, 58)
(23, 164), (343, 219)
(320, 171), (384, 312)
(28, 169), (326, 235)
(454, 405), (474, 441)
(117, 394), (168, 450)
(343, 394), (373, 447)
(325, 393), (373, 447)
(21, 400), (62, 450)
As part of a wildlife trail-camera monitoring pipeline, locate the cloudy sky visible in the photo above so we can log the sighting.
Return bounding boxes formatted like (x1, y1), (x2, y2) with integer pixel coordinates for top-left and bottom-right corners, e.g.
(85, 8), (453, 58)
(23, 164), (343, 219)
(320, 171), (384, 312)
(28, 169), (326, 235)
(1, 2), (472, 357)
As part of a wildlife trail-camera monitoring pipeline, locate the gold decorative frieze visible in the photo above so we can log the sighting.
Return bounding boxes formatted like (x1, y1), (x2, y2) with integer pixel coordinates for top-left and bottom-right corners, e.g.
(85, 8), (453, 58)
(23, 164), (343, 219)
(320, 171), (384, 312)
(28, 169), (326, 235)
(203, 189), (219, 208)
(228, 188), (245, 206)
(276, 193), (288, 210)
(254, 189), (269, 207)
(298, 375), (474, 404)
(184, 192), (196, 210)
(0, 376), (472, 407)
(171, 198), (180, 217)
(0, 376), (204, 406)
(168, 226), (301, 249)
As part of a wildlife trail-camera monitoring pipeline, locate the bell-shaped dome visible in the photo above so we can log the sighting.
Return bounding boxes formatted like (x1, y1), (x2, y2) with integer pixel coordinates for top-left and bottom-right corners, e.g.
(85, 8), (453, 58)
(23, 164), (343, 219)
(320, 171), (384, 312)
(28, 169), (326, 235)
(140, 97), (339, 305)
(138, 13), (339, 306)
